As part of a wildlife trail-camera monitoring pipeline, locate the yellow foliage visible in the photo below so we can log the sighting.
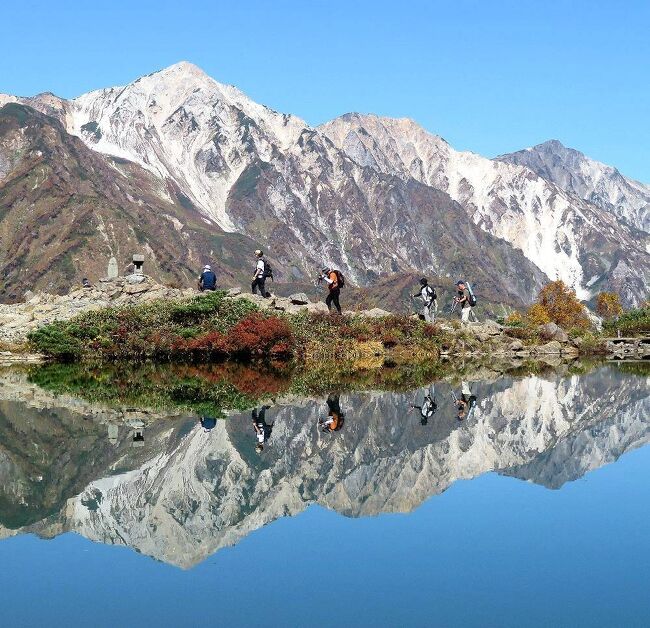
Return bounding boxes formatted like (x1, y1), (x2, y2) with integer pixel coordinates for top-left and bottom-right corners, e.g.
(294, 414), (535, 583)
(526, 303), (551, 325)
(529, 280), (590, 329)
(595, 292), (623, 319)
(504, 311), (523, 326)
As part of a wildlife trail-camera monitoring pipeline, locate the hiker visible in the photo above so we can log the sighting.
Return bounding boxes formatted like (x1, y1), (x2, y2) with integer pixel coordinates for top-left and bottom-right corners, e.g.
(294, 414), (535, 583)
(82, 277), (92, 289)
(454, 280), (478, 324)
(252, 249), (271, 298)
(319, 394), (345, 433)
(200, 416), (217, 432)
(455, 381), (477, 421)
(319, 267), (343, 314)
(413, 277), (437, 322)
(252, 405), (274, 452)
(410, 385), (437, 425)
(198, 265), (217, 291)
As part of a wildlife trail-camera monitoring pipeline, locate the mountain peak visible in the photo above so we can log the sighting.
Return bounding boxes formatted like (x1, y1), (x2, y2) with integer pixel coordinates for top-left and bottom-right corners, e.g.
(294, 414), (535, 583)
(152, 61), (210, 79)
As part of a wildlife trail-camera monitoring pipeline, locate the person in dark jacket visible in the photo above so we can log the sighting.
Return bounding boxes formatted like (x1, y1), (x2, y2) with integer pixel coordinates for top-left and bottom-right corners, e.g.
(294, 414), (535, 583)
(198, 265), (217, 291)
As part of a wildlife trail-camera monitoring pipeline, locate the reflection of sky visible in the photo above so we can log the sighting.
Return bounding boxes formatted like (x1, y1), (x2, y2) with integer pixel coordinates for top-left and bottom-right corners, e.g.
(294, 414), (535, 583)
(1, 445), (649, 628)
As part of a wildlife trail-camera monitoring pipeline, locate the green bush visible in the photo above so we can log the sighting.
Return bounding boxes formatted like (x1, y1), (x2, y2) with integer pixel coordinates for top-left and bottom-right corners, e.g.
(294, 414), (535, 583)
(604, 307), (650, 336)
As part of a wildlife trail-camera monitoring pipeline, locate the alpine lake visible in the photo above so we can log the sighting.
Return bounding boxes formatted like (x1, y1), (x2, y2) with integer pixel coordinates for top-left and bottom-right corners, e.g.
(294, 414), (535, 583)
(0, 357), (648, 627)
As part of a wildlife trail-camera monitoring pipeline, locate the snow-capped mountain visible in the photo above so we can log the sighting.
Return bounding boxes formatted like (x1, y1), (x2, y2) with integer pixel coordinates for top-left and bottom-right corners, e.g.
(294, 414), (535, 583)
(497, 140), (650, 233)
(321, 114), (649, 303)
(1, 62), (648, 305)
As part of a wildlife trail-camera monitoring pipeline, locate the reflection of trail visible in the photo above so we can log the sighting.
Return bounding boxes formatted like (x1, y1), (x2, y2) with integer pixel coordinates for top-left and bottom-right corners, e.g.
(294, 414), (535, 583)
(2, 367), (648, 568)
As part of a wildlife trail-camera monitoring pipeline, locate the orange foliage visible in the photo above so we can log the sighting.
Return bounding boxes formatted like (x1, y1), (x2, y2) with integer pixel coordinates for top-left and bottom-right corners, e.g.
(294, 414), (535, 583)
(528, 280), (590, 329)
(595, 292), (623, 320)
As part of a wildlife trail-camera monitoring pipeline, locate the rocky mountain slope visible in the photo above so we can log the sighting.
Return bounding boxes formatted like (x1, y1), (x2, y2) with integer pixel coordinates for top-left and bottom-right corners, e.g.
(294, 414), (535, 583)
(321, 114), (649, 305)
(0, 102), (266, 301)
(2, 62), (647, 307)
(1, 365), (647, 568)
(497, 140), (650, 233)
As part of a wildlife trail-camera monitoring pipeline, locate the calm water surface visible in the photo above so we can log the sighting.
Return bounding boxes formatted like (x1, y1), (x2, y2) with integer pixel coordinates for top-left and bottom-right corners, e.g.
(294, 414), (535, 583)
(0, 363), (648, 627)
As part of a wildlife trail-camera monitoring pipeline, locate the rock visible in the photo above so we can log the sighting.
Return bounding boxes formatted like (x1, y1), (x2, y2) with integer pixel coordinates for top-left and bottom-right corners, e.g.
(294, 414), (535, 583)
(305, 302), (329, 314)
(538, 322), (570, 343)
(535, 340), (563, 354)
(361, 308), (392, 318)
(124, 282), (150, 295)
(226, 287), (242, 297)
(273, 297), (291, 312)
(289, 292), (309, 305)
(508, 339), (524, 352)
(126, 274), (146, 285)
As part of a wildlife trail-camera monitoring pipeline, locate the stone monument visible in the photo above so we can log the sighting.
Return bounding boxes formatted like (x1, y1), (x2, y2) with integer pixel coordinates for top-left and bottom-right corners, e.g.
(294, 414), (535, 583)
(107, 256), (118, 279)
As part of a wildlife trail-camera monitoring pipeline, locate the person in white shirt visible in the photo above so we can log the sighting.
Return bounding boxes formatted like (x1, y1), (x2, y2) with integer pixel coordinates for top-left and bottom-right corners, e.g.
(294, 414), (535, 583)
(412, 277), (437, 322)
(251, 249), (269, 298)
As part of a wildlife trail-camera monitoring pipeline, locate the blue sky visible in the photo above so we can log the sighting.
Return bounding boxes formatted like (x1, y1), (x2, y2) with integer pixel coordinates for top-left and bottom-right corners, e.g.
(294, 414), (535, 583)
(1, 0), (648, 180)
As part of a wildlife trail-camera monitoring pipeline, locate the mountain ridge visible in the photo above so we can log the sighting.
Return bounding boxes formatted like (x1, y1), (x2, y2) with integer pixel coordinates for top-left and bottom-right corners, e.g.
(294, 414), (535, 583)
(1, 62), (648, 306)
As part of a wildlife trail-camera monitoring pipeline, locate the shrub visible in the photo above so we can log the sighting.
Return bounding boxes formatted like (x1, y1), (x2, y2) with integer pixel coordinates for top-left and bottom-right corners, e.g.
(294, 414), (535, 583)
(504, 311), (524, 327)
(604, 306), (650, 336)
(528, 280), (590, 329)
(226, 314), (294, 357)
(595, 292), (623, 320)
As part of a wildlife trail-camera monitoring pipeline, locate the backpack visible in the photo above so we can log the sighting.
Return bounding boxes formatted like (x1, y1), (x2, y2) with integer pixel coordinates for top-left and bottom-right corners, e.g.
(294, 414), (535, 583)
(262, 260), (274, 280)
(334, 270), (345, 288)
(331, 415), (345, 431)
(424, 285), (436, 304)
(466, 282), (477, 306)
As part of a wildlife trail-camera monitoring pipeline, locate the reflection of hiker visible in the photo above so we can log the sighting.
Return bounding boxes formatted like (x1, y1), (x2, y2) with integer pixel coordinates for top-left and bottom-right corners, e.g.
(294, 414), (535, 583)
(413, 277), (437, 322)
(454, 381), (477, 421)
(200, 416), (217, 432)
(319, 267), (344, 314)
(454, 280), (478, 324)
(410, 385), (437, 425)
(319, 394), (345, 432)
(252, 406), (274, 452)
(198, 265), (217, 291)
(252, 250), (271, 298)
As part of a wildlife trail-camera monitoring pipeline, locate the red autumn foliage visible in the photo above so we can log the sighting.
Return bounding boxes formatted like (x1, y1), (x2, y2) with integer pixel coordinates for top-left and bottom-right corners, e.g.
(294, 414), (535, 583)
(227, 314), (294, 357)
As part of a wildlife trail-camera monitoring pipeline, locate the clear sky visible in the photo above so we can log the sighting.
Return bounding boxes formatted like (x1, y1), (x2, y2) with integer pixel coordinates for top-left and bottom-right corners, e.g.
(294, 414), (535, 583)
(1, 0), (648, 181)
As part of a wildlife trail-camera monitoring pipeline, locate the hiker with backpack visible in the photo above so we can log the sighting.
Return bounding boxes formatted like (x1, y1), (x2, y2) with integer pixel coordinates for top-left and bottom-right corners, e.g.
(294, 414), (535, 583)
(252, 405), (274, 453)
(198, 264), (217, 291)
(413, 277), (437, 322)
(410, 385), (437, 425)
(319, 267), (344, 314)
(252, 249), (272, 298)
(454, 280), (478, 324)
(319, 394), (345, 433)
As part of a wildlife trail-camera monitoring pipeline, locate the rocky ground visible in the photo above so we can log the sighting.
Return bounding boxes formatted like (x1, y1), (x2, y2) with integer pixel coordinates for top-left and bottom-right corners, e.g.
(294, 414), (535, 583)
(0, 274), (605, 362)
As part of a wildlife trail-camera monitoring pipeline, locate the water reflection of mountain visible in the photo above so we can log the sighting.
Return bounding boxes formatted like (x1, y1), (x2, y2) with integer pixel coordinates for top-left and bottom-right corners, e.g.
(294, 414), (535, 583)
(0, 365), (647, 568)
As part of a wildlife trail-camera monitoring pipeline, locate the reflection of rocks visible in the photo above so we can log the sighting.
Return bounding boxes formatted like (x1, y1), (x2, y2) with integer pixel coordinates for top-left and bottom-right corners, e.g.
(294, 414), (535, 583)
(0, 366), (647, 568)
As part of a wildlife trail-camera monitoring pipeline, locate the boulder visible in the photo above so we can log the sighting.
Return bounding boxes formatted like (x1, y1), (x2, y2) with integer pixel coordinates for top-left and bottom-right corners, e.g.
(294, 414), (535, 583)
(538, 322), (569, 343)
(361, 308), (392, 319)
(273, 297), (292, 312)
(226, 287), (242, 297)
(305, 302), (329, 314)
(289, 292), (310, 305)
(124, 282), (150, 295)
(535, 340), (563, 354)
(126, 274), (146, 285)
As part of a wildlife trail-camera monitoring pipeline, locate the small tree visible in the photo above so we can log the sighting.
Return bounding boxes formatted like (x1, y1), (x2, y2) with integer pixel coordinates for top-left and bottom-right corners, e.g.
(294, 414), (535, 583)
(528, 280), (590, 329)
(595, 291), (623, 320)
